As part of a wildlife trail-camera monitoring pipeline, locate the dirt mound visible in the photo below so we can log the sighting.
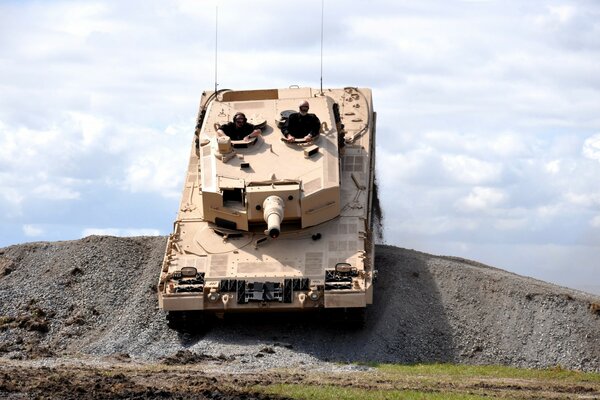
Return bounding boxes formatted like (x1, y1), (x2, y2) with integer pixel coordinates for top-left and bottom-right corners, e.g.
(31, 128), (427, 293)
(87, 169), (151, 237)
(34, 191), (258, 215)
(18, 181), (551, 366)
(0, 237), (599, 372)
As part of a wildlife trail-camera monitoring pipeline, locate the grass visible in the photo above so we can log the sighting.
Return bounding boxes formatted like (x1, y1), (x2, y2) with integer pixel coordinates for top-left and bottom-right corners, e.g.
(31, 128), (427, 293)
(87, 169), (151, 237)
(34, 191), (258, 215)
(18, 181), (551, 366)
(262, 384), (487, 400)
(374, 362), (600, 383)
(254, 363), (600, 400)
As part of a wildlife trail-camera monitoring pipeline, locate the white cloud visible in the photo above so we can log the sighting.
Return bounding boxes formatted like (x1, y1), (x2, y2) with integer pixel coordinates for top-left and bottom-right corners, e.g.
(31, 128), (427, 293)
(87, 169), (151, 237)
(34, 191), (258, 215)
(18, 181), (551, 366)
(549, 5), (576, 23)
(0, 187), (25, 217)
(488, 134), (530, 158)
(456, 187), (506, 212)
(536, 204), (562, 218)
(55, 4), (121, 37)
(32, 183), (80, 201)
(582, 134), (600, 161)
(564, 192), (600, 208)
(0, 124), (58, 170)
(377, 146), (435, 183)
(22, 224), (44, 237)
(441, 155), (502, 185)
(121, 143), (187, 198)
(67, 112), (106, 149)
(535, 5), (577, 28)
(544, 160), (561, 174)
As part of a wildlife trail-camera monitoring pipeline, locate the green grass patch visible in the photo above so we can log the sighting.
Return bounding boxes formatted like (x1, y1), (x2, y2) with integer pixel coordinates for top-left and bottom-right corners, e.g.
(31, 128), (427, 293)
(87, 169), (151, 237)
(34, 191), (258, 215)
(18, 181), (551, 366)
(260, 383), (487, 400)
(255, 364), (600, 399)
(372, 363), (600, 383)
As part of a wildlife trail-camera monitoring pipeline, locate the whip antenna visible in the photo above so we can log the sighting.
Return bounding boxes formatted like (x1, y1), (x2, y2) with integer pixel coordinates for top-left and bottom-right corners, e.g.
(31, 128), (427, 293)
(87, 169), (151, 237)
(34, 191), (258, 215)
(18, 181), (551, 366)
(214, 6), (219, 94)
(319, 0), (324, 94)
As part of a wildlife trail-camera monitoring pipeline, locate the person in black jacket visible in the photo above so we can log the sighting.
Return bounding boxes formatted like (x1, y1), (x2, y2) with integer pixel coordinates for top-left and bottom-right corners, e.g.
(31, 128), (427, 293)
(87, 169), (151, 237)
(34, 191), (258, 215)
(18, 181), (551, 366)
(283, 100), (320, 143)
(217, 112), (261, 141)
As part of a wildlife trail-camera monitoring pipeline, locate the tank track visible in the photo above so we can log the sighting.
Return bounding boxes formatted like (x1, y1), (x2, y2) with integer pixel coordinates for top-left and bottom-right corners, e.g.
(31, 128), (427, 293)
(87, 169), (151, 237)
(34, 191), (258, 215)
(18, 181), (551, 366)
(166, 311), (208, 334)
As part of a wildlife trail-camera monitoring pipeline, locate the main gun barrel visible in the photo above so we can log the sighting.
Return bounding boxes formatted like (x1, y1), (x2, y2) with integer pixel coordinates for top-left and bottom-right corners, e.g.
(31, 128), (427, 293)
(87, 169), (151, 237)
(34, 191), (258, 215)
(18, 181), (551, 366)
(263, 195), (284, 238)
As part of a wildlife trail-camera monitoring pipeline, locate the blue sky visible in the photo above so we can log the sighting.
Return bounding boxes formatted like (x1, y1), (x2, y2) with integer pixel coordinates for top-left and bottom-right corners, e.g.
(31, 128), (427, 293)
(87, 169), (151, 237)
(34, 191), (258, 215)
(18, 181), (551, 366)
(1, 0), (599, 295)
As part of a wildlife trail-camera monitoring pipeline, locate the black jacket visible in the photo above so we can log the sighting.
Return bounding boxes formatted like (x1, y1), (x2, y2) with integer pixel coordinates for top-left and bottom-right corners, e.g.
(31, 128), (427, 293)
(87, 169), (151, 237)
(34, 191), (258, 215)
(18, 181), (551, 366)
(283, 113), (320, 138)
(220, 122), (256, 140)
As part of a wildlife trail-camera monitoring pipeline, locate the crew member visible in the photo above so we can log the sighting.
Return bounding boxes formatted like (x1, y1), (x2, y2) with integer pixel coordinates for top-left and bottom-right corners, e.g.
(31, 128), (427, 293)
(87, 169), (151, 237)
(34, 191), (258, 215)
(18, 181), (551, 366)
(217, 112), (261, 141)
(282, 100), (320, 143)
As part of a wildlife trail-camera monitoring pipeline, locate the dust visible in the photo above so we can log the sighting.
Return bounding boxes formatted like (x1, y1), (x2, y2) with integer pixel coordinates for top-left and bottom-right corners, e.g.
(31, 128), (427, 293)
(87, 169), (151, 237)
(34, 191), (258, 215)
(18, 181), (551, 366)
(371, 174), (384, 243)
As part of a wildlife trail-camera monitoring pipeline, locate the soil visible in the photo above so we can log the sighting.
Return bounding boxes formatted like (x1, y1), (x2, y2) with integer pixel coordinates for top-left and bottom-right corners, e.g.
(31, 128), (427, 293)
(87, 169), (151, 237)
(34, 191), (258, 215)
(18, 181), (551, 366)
(1, 358), (599, 399)
(1, 236), (599, 398)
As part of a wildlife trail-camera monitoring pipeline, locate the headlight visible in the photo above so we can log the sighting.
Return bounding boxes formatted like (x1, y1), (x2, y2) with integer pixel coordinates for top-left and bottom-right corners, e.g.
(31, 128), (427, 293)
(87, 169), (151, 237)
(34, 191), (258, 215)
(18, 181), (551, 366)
(207, 290), (220, 302)
(308, 290), (320, 301)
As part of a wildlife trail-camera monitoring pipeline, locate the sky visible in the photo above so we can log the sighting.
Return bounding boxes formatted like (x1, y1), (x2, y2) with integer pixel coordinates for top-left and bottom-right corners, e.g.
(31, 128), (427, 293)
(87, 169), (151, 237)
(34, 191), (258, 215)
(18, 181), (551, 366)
(1, 0), (599, 295)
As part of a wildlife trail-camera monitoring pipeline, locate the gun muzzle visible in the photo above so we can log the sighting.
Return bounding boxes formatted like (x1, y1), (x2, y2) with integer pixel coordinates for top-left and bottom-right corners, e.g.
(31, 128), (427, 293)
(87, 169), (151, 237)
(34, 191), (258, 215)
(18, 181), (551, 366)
(263, 195), (285, 238)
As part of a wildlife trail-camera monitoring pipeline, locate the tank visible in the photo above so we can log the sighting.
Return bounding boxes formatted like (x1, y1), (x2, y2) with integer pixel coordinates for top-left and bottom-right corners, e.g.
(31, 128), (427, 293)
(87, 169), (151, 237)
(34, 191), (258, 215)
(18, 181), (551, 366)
(158, 86), (377, 326)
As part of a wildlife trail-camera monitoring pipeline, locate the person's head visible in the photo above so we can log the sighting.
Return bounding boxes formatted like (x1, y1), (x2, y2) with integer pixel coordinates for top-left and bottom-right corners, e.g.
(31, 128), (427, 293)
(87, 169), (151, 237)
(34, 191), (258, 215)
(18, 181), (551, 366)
(233, 112), (247, 126)
(298, 100), (309, 116)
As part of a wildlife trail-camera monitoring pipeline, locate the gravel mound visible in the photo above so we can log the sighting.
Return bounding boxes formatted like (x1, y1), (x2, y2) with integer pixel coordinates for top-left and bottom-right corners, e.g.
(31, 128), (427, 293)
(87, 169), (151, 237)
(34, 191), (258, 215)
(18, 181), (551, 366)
(0, 237), (599, 372)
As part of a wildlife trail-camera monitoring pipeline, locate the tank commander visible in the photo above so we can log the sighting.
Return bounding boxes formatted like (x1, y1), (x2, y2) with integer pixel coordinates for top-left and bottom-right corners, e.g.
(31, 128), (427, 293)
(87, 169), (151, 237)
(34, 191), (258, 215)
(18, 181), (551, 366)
(283, 100), (321, 143)
(217, 112), (262, 141)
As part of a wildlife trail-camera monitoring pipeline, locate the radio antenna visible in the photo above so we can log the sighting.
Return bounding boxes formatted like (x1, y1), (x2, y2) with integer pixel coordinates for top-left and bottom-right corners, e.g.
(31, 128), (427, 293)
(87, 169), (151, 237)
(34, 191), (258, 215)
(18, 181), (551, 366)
(319, 0), (324, 94)
(214, 6), (219, 95)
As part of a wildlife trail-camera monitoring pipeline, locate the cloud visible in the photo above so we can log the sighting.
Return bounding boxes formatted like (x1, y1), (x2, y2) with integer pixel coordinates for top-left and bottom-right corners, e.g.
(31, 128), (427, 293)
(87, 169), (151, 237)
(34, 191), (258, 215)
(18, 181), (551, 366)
(441, 155), (502, 185)
(456, 187), (507, 212)
(119, 125), (190, 198)
(33, 183), (81, 201)
(66, 112), (106, 149)
(22, 224), (44, 237)
(564, 192), (600, 208)
(534, 5), (577, 28)
(53, 4), (120, 38)
(0, 186), (25, 218)
(582, 134), (600, 161)
(544, 160), (561, 174)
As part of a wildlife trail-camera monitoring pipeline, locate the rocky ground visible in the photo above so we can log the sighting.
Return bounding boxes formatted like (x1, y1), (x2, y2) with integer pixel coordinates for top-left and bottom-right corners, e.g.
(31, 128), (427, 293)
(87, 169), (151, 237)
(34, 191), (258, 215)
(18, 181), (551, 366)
(0, 236), (599, 397)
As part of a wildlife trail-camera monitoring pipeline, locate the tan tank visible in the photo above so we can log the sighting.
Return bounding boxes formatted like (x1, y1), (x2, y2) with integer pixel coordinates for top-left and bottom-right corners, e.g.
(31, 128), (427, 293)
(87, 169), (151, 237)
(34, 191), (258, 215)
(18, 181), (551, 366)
(158, 86), (377, 326)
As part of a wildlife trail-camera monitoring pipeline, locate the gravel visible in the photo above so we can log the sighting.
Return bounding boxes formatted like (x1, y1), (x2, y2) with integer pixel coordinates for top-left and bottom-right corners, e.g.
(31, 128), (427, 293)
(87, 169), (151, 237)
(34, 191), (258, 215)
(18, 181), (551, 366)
(1, 237), (599, 372)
